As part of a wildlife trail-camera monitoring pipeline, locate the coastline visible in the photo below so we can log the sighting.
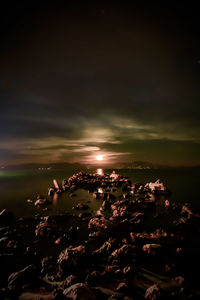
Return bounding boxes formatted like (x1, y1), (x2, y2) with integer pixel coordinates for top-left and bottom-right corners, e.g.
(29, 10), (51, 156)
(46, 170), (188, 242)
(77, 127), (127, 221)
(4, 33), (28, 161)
(0, 171), (200, 299)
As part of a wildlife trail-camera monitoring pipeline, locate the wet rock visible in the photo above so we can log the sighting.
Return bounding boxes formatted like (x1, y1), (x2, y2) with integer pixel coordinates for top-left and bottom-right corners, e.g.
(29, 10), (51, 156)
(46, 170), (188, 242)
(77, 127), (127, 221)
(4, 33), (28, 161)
(93, 238), (117, 257)
(89, 231), (105, 238)
(145, 179), (169, 195)
(176, 247), (183, 255)
(63, 275), (78, 288)
(35, 221), (56, 236)
(131, 229), (167, 243)
(55, 235), (69, 245)
(181, 205), (193, 218)
(0, 226), (9, 235)
(165, 200), (170, 207)
(41, 256), (56, 275)
(173, 217), (188, 227)
(145, 284), (161, 299)
(52, 288), (65, 300)
(143, 244), (161, 254)
(0, 236), (9, 246)
(115, 282), (129, 293)
(86, 270), (102, 284)
(103, 265), (122, 279)
(35, 196), (48, 206)
(88, 217), (115, 232)
(7, 239), (18, 249)
(8, 264), (37, 291)
(26, 199), (33, 203)
(63, 283), (96, 299)
(19, 292), (53, 299)
(58, 245), (87, 275)
(73, 203), (89, 210)
(175, 276), (185, 286)
(48, 188), (55, 196)
(110, 244), (136, 261)
(129, 212), (144, 224)
(123, 266), (134, 277)
(100, 200), (111, 211)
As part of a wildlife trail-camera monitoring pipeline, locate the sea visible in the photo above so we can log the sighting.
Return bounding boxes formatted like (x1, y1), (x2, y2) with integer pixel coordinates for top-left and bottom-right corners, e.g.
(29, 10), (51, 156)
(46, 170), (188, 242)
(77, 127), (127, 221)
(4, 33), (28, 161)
(0, 168), (200, 217)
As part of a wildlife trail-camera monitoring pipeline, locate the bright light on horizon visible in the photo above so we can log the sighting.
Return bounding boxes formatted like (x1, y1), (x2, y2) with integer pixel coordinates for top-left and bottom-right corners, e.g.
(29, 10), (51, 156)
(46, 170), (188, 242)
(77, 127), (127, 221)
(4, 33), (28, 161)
(96, 155), (104, 161)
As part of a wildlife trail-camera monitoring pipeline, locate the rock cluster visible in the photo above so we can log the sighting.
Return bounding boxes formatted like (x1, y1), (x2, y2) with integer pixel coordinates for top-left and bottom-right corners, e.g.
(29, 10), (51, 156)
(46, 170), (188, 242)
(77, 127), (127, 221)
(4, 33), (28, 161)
(0, 171), (199, 299)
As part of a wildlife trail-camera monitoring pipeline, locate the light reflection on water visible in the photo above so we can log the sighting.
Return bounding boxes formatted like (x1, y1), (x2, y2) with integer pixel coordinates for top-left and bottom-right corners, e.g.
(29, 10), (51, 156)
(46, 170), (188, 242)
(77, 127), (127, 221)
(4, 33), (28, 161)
(53, 193), (59, 205)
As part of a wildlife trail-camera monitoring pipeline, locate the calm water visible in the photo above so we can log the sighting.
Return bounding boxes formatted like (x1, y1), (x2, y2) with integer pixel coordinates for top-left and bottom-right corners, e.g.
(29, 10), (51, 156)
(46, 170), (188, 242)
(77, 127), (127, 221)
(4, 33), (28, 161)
(0, 168), (200, 217)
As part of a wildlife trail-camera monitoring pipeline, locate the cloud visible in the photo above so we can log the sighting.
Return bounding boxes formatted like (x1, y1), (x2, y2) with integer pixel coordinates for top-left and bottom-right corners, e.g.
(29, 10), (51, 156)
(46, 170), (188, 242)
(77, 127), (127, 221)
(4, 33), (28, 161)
(0, 4), (200, 166)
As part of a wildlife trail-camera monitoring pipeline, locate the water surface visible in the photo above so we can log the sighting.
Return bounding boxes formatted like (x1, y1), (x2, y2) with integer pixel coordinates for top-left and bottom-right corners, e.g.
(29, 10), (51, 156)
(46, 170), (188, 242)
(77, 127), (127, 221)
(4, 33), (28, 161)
(0, 168), (199, 217)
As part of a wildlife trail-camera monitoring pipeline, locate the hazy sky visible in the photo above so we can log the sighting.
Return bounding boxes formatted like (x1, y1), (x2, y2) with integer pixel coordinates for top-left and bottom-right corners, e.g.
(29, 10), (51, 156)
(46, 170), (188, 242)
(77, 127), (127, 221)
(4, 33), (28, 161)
(1, 1), (200, 166)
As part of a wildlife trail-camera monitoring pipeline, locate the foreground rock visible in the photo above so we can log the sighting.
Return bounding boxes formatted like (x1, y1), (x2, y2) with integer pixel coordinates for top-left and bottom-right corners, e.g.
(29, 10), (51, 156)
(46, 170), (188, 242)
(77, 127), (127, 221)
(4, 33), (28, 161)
(58, 245), (87, 276)
(8, 265), (37, 291)
(63, 283), (96, 300)
(1, 171), (199, 299)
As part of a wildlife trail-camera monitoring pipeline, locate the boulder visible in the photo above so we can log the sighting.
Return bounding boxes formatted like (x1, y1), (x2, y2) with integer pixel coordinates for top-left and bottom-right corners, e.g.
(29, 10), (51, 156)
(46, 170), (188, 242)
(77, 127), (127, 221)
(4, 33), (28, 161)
(8, 265), (37, 291)
(93, 238), (116, 257)
(88, 217), (115, 232)
(63, 275), (78, 288)
(35, 196), (48, 206)
(63, 283), (96, 299)
(145, 284), (161, 299)
(143, 244), (161, 254)
(58, 245), (87, 275)
(110, 244), (136, 260)
(73, 203), (89, 210)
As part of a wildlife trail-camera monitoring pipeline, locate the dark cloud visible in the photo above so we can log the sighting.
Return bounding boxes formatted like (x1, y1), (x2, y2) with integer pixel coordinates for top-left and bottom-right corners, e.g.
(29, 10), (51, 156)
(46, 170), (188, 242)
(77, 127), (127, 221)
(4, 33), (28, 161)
(0, 1), (200, 166)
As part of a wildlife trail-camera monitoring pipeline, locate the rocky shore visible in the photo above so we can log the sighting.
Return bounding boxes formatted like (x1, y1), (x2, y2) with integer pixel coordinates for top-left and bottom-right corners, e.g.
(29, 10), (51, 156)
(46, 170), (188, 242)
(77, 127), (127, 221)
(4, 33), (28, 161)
(0, 171), (200, 299)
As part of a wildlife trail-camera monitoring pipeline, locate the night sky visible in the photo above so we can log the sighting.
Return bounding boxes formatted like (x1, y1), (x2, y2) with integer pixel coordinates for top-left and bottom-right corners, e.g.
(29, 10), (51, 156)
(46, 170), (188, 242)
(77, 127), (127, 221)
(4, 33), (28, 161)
(1, 1), (200, 166)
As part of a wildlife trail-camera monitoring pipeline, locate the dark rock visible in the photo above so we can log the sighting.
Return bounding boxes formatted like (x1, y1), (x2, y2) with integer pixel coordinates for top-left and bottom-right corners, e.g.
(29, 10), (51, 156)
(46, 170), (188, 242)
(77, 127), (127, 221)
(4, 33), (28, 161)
(19, 292), (53, 299)
(142, 244), (161, 255)
(8, 264), (37, 291)
(63, 275), (78, 288)
(86, 271), (102, 284)
(48, 188), (55, 196)
(123, 266), (134, 277)
(35, 196), (49, 206)
(145, 284), (161, 299)
(88, 217), (115, 232)
(58, 245), (87, 275)
(63, 283), (96, 299)
(73, 203), (89, 210)
(115, 282), (129, 293)
(93, 238), (117, 257)
(7, 240), (18, 249)
(41, 256), (56, 275)
(52, 288), (65, 300)
(110, 244), (136, 261)
(0, 236), (9, 246)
